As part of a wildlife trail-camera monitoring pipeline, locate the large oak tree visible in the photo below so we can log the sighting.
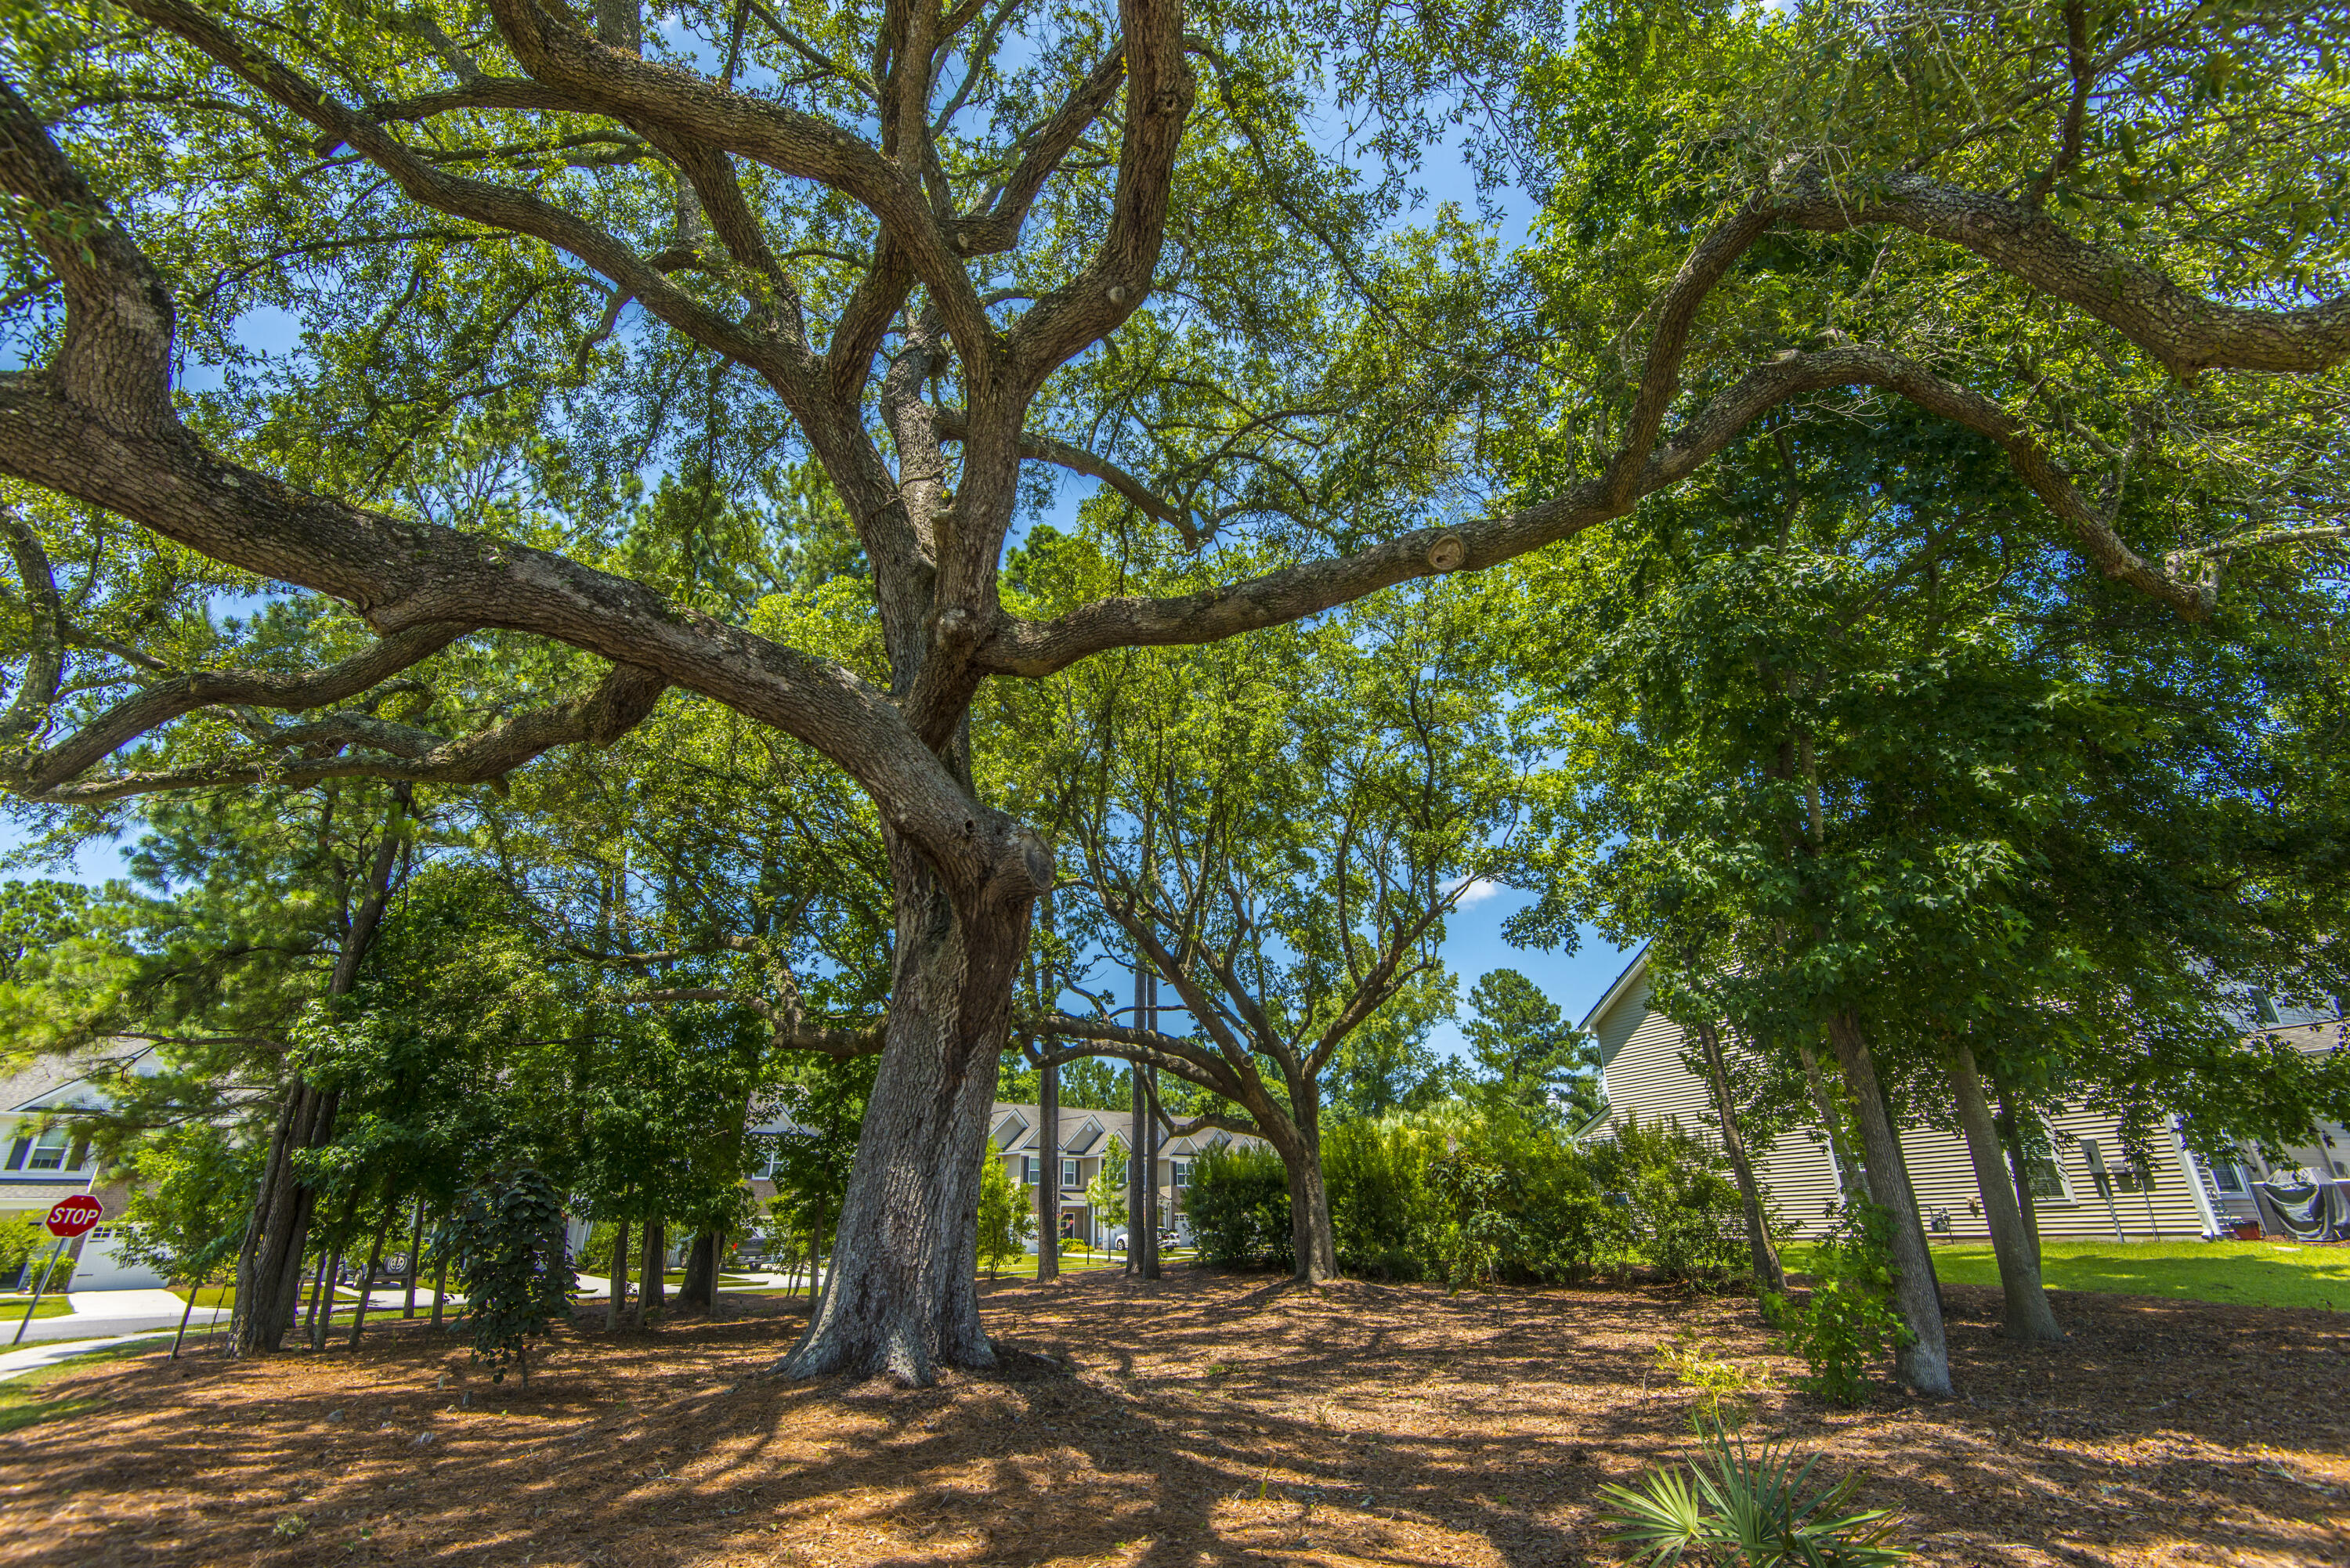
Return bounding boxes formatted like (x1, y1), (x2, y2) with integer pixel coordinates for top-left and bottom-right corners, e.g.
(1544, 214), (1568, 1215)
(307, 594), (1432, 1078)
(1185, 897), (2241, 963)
(2, 0), (2343, 1381)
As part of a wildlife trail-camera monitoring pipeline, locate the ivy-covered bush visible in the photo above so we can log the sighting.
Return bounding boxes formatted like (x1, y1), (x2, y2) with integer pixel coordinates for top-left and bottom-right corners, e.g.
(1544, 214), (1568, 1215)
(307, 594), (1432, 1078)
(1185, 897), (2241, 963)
(1185, 1143), (1293, 1268)
(443, 1165), (574, 1384)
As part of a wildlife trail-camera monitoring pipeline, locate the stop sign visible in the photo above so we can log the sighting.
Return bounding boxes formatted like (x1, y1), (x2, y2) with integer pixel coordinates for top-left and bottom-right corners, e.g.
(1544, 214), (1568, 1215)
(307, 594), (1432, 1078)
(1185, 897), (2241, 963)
(45, 1195), (102, 1239)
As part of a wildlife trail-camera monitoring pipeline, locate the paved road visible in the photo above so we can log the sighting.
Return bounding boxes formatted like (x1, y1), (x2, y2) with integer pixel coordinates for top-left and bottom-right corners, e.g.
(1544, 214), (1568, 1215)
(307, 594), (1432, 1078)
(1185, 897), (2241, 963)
(2, 1288), (228, 1348)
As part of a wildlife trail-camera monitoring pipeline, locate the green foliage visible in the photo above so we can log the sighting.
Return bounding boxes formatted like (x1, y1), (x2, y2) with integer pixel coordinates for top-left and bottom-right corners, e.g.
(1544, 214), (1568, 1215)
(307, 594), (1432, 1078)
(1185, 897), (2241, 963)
(1083, 1136), (1129, 1240)
(1654, 1327), (1773, 1434)
(1597, 1419), (1909, 1568)
(111, 1122), (257, 1289)
(1765, 1205), (1913, 1407)
(1185, 1143), (1295, 1270)
(1189, 1107), (1754, 1288)
(443, 1166), (573, 1385)
(0, 1216), (56, 1288)
(974, 1140), (1035, 1279)
(1459, 969), (1603, 1128)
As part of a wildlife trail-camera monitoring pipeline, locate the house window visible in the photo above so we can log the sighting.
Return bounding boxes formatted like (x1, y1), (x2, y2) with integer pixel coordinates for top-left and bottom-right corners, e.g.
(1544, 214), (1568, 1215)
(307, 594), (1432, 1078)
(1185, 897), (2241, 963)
(1061, 1158), (1079, 1190)
(26, 1125), (74, 1171)
(1171, 1159), (1191, 1189)
(2109, 1165), (2156, 1195)
(2211, 1162), (2247, 1194)
(1021, 1156), (1039, 1186)
(2022, 1155), (2071, 1201)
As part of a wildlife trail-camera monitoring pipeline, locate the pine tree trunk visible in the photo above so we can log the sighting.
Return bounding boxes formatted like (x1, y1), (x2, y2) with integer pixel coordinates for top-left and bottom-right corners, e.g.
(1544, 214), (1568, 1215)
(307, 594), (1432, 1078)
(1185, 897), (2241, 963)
(774, 845), (1032, 1384)
(1140, 1057), (1162, 1281)
(1694, 1020), (1785, 1299)
(1949, 1039), (2063, 1342)
(348, 1217), (389, 1346)
(1824, 1012), (1953, 1396)
(430, 1249), (449, 1328)
(230, 1080), (339, 1356)
(229, 807), (403, 1358)
(1036, 1059), (1060, 1281)
(608, 1217), (631, 1332)
(300, 1246), (327, 1339)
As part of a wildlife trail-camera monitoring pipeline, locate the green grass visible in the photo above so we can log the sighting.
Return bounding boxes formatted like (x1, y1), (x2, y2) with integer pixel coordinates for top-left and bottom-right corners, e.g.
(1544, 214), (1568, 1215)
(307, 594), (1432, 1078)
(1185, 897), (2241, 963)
(1784, 1239), (2350, 1311)
(0, 1295), (74, 1321)
(0, 1337), (175, 1434)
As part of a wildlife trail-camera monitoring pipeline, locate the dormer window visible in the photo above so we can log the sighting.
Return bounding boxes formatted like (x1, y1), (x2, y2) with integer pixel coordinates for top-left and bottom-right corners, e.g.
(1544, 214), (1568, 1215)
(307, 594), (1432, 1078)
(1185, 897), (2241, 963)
(25, 1125), (77, 1171)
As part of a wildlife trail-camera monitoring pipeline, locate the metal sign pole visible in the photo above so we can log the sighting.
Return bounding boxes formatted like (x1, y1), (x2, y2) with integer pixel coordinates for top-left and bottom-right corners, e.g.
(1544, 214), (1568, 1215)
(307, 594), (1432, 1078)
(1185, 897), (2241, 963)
(11, 1236), (70, 1346)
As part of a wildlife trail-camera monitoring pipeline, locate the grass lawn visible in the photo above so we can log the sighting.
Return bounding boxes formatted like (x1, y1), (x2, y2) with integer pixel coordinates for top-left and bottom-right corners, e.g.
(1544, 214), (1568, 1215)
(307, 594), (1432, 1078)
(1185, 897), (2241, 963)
(1785, 1238), (2350, 1311)
(0, 1294), (74, 1321)
(0, 1337), (174, 1435)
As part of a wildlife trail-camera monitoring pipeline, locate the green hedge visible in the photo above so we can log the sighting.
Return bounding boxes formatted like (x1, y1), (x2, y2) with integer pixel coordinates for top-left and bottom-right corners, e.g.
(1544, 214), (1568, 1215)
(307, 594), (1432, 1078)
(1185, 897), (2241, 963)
(1189, 1108), (1756, 1288)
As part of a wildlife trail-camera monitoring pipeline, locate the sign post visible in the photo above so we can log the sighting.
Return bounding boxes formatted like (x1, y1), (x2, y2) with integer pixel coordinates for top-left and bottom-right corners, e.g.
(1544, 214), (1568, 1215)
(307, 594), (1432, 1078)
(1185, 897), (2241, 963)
(12, 1195), (103, 1346)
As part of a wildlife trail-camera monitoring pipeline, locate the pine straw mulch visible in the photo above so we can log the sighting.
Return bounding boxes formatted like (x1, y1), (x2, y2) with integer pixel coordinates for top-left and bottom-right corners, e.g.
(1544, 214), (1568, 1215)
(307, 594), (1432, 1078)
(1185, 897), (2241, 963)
(0, 1268), (2345, 1568)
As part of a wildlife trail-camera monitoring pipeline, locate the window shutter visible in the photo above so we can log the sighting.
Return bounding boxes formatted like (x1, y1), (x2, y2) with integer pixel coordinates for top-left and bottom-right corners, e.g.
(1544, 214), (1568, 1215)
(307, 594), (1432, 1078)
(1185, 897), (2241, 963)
(4, 1136), (27, 1171)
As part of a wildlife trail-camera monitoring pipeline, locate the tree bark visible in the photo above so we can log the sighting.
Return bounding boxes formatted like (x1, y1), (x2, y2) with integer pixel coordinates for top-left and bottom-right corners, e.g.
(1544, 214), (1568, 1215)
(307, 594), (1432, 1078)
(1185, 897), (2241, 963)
(228, 804), (403, 1357)
(348, 1216), (389, 1346)
(607, 1216), (631, 1332)
(312, 1237), (345, 1352)
(301, 1246), (327, 1339)
(1693, 1020), (1785, 1300)
(430, 1248), (448, 1328)
(775, 844), (1032, 1383)
(680, 1230), (718, 1311)
(1824, 1012), (1953, 1396)
(1036, 1057), (1060, 1281)
(230, 1080), (340, 1356)
(1948, 1039), (2063, 1342)
(169, 1277), (199, 1360)
(638, 1217), (667, 1322)
(1995, 1082), (2044, 1258)
(1140, 1057), (1162, 1281)
(403, 1194), (424, 1319)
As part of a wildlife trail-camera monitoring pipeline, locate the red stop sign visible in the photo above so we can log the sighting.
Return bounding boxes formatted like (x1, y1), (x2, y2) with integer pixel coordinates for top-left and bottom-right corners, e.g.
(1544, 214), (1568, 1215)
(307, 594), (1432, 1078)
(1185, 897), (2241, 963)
(45, 1195), (102, 1239)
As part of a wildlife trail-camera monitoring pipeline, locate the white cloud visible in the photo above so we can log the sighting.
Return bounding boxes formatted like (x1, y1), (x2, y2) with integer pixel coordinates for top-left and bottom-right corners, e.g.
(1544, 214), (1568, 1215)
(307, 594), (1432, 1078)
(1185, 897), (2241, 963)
(1445, 875), (1502, 909)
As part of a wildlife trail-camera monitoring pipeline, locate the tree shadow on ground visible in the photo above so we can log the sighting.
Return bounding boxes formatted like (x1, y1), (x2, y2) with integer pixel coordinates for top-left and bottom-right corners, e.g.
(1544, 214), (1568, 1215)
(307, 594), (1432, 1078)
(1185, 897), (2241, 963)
(0, 1274), (2341, 1566)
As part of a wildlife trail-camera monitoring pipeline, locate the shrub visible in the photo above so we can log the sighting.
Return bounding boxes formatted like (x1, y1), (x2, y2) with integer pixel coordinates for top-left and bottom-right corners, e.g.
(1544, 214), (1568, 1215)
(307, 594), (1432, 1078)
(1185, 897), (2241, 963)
(1765, 1203), (1911, 1405)
(1596, 1117), (1755, 1288)
(1322, 1118), (1444, 1278)
(443, 1166), (573, 1384)
(1186, 1143), (1292, 1268)
(1598, 1418), (1909, 1566)
(974, 1140), (1034, 1277)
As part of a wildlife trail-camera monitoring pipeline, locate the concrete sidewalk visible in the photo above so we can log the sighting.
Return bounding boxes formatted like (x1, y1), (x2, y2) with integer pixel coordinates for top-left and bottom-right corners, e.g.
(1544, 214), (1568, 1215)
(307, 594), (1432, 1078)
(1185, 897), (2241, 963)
(0, 1330), (180, 1382)
(5, 1287), (230, 1346)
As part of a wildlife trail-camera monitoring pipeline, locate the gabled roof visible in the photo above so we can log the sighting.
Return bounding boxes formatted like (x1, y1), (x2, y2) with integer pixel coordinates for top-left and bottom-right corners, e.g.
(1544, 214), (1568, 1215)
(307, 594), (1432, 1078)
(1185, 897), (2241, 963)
(2, 1042), (161, 1118)
(990, 1110), (1031, 1151)
(1060, 1115), (1104, 1155)
(1575, 945), (1651, 1039)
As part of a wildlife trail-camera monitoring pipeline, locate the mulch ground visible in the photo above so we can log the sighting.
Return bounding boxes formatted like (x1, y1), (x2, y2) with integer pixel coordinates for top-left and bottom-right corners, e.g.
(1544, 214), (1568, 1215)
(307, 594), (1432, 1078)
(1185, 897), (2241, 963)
(0, 1269), (2344, 1567)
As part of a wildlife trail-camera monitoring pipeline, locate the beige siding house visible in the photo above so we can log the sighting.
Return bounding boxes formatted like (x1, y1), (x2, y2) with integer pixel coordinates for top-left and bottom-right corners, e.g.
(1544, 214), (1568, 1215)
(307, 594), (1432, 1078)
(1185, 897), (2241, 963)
(1576, 951), (2243, 1245)
(983, 1101), (1271, 1250)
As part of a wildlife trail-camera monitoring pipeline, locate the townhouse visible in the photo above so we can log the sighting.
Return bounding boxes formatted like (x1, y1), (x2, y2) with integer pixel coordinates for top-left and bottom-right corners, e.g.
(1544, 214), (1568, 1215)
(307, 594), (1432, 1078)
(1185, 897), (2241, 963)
(1576, 949), (2348, 1244)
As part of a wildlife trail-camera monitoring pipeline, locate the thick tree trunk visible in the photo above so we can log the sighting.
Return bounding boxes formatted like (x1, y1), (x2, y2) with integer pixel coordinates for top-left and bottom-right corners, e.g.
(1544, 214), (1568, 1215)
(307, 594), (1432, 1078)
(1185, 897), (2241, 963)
(229, 1080), (339, 1356)
(1282, 1141), (1340, 1284)
(348, 1217), (389, 1346)
(680, 1231), (718, 1311)
(639, 1218), (667, 1321)
(1824, 1013), (1953, 1396)
(775, 844), (1033, 1384)
(1948, 1040), (2063, 1343)
(1693, 1020), (1785, 1299)
(608, 1217), (631, 1331)
(1036, 1059), (1060, 1281)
